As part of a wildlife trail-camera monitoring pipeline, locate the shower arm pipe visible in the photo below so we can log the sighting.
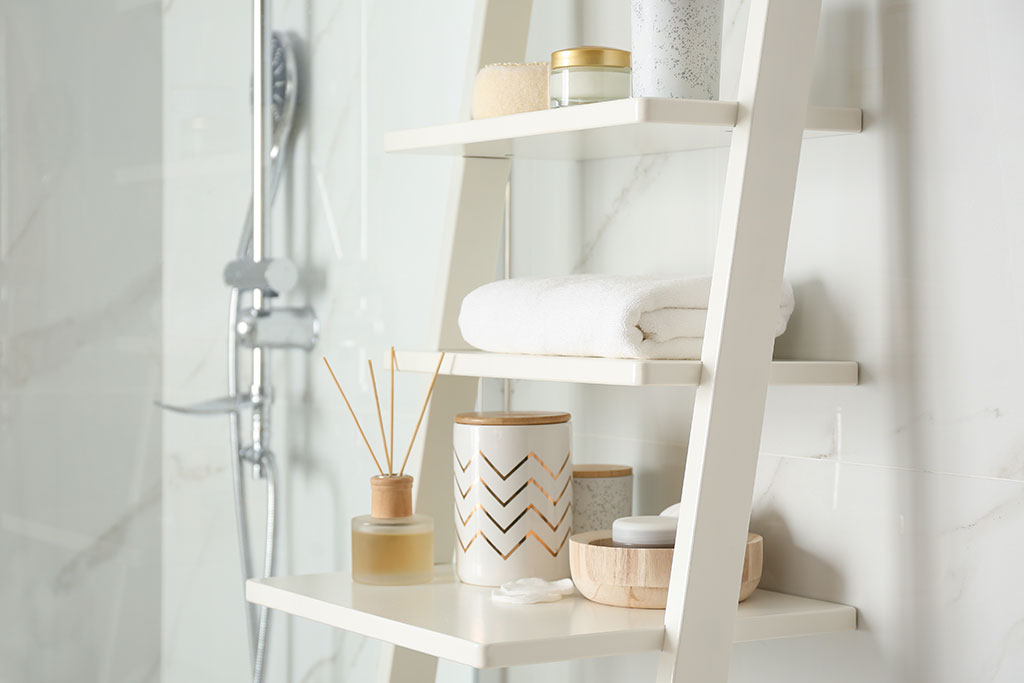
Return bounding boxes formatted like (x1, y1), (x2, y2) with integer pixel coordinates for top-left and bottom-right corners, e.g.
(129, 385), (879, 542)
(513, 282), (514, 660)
(252, 0), (269, 271)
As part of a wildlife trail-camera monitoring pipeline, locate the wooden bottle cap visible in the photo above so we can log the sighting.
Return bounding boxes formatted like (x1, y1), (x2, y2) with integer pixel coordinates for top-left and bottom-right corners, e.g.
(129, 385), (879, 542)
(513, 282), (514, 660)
(455, 411), (571, 426)
(370, 475), (414, 519)
(573, 464), (633, 479)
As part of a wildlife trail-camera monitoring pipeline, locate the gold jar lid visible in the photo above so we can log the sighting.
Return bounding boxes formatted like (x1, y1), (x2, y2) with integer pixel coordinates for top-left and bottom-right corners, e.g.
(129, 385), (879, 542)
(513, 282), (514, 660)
(551, 46), (631, 70)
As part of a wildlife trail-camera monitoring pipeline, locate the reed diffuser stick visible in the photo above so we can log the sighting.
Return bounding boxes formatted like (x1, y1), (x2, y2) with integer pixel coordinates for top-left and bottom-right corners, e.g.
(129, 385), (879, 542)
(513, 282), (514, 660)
(367, 360), (392, 474)
(322, 356), (385, 476)
(399, 351), (446, 476)
(389, 346), (395, 477)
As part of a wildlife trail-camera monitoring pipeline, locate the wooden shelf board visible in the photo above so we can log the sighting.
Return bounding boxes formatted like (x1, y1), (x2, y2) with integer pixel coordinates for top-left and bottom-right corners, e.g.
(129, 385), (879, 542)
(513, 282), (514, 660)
(392, 350), (859, 387)
(384, 97), (862, 160)
(247, 566), (856, 669)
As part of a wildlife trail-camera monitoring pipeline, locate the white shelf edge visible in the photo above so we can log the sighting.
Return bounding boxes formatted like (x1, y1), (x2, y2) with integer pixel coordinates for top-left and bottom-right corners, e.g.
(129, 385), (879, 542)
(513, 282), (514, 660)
(246, 567), (857, 669)
(733, 590), (858, 642)
(247, 579), (488, 665)
(384, 97), (862, 158)
(392, 350), (859, 387)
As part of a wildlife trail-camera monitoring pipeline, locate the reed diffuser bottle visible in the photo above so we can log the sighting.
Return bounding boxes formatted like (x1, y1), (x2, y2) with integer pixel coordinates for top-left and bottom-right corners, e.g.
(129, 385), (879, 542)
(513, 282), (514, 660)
(321, 349), (446, 587)
(352, 475), (433, 585)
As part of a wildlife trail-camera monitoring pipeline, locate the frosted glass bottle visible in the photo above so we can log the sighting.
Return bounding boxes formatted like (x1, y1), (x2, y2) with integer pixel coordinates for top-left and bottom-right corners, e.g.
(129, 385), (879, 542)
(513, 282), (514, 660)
(351, 475), (433, 585)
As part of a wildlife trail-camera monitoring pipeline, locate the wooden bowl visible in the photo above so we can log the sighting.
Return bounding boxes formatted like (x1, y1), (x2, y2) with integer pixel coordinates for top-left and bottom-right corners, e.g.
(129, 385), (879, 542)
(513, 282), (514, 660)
(739, 532), (763, 601)
(569, 530), (763, 609)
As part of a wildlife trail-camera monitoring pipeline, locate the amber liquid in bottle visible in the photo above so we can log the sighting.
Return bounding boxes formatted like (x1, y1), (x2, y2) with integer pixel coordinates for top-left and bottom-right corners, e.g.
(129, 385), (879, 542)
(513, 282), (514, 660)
(351, 475), (434, 585)
(351, 516), (433, 585)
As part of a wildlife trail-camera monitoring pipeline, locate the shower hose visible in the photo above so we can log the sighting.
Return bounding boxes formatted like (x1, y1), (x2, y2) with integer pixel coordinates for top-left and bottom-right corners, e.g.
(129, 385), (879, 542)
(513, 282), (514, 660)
(228, 284), (278, 683)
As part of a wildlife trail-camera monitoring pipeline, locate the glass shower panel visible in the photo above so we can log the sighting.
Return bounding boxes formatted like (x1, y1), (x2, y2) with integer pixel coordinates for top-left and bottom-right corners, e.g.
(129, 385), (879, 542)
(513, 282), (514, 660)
(161, 1), (472, 681)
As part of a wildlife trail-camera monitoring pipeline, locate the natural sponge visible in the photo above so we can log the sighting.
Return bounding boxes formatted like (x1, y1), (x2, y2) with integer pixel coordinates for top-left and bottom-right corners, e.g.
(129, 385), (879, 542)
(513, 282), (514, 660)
(471, 62), (550, 119)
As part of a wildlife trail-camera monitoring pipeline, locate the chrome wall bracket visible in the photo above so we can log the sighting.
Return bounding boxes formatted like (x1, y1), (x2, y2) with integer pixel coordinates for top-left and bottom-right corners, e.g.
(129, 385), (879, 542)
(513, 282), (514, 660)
(237, 305), (319, 351)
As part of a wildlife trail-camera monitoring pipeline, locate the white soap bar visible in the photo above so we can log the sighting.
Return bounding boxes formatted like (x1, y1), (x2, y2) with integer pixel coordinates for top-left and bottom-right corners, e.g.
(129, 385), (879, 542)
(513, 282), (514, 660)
(611, 515), (677, 546)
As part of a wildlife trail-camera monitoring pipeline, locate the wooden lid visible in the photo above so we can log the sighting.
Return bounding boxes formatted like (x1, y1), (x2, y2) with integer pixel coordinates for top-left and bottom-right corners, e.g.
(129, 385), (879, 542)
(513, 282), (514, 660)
(573, 464), (633, 478)
(370, 475), (413, 519)
(454, 411), (571, 426)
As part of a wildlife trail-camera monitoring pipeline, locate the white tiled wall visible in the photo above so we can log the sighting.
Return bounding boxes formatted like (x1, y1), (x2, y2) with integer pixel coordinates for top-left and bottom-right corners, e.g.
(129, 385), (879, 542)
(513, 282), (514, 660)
(160, 0), (1024, 682)
(0, 0), (163, 681)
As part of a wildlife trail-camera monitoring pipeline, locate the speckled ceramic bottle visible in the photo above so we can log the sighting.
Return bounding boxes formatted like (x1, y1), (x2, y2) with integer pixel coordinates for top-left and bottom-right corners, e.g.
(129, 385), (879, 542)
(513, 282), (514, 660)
(572, 464), (633, 534)
(630, 0), (724, 100)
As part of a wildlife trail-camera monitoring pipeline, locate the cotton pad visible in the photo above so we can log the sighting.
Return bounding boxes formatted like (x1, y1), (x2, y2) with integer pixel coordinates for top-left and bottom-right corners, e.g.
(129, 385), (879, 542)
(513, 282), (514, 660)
(491, 577), (575, 604)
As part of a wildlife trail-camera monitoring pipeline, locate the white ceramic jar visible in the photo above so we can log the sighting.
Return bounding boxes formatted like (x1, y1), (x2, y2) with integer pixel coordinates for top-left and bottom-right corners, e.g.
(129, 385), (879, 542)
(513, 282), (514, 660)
(453, 411), (572, 586)
(630, 0), (724, 100)
(572, 464), (633, 534)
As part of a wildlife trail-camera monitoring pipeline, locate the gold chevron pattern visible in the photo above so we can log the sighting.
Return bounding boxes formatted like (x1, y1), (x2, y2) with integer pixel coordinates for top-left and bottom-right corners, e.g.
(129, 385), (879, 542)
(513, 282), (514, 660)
(455, 527), (572, 559)
(454, 475), (571, 507)
(454, 443), (572, 563)
(455, 449), (572, 481)
(456, 502), (572, 533)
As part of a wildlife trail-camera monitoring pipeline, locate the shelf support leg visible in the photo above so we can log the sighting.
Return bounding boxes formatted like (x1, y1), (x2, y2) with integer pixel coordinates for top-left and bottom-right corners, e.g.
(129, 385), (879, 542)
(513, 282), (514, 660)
(378, 1), (532, 681)
(657, 1), (823, 682)
(377, 645), (437, 683)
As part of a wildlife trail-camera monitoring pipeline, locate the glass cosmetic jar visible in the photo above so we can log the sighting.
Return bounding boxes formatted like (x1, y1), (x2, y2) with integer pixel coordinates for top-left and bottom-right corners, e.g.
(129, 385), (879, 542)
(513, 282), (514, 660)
(549, 46), (631, 108)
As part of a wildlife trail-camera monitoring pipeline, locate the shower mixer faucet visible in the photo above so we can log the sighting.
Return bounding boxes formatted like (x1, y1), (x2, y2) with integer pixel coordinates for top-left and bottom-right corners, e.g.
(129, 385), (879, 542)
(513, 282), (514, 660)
(224, 257), (319, 350)
(236, 305), (319, 350)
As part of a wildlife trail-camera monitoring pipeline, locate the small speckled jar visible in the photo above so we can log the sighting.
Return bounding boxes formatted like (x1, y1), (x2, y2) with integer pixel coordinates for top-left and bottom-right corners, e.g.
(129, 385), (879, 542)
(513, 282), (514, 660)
(572, 465), (633, 534)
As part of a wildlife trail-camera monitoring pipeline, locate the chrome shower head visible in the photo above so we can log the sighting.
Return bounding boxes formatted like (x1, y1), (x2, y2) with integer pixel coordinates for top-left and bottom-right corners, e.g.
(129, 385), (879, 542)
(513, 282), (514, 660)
(238, 31), (300, 260)
(269, 32), (297, 165)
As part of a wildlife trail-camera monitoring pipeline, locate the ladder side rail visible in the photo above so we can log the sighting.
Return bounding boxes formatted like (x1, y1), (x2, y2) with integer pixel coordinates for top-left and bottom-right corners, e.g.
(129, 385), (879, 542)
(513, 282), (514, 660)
(380, 2), (533, 681)
(657, 1), (823, 682)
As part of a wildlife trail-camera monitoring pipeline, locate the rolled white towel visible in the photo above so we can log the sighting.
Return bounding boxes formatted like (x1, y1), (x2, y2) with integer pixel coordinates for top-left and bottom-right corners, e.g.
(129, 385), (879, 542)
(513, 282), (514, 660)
(458, 274), (794, 360)
(638, 304), (791, 341)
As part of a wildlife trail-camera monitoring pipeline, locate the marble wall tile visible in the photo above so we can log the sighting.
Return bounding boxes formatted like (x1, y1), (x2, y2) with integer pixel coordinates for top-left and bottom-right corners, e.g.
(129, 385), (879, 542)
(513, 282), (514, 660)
(737, 455), (1024, 683)
(0, 0), (163, 681)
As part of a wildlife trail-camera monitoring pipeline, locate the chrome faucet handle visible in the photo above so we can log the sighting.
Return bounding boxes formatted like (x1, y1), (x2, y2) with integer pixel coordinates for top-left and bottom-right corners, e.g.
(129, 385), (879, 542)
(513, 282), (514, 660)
(224, 258), (298, 295)
(155, 395), (252, 416)
(236, 305), (319, 351)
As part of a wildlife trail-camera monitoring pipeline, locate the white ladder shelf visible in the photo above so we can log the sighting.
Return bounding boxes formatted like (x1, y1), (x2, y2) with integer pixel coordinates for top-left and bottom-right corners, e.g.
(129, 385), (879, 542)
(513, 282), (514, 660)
(248, 566), (855, 669)
(383, 96), (861, 160)
(247, 1), (860, 681)
(390, 350), (859, 387)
